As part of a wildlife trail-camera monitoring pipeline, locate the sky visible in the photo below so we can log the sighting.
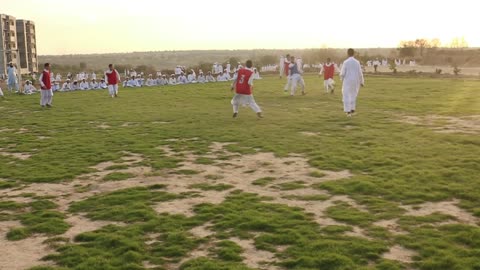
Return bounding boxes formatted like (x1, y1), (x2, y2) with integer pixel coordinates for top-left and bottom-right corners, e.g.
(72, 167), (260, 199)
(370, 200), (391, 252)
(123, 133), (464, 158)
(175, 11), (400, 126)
(2, 0), (478, 55)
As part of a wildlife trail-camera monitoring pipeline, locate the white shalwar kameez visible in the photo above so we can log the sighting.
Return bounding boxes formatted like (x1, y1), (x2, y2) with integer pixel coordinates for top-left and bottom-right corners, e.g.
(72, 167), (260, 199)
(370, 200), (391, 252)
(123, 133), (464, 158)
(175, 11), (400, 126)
(340, 56), (364, 113)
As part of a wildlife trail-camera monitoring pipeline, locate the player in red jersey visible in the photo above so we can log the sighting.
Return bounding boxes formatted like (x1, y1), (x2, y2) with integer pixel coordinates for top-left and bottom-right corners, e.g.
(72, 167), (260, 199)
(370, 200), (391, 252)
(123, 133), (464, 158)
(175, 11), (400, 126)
(319, 58), (339, 94)
(38, 63), (53, 108)
(230, 60), (263, 119)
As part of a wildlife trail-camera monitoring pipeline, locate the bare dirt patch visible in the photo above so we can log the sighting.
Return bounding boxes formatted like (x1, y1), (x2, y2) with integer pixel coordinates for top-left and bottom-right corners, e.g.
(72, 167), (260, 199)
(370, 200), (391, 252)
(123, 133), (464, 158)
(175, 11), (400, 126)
(190, 222), (215, 239)
(300, 131), (321, 137)
(0, 221), (54, 270)
(399, 115), (480, 134)
(0, 150), (32, 160)
(95, 123), (111, 129)
(230, 237), (281, 270)
(401, 199), (479, 226)
(372, 219), (407, 235)
(382, 245), (417, 264)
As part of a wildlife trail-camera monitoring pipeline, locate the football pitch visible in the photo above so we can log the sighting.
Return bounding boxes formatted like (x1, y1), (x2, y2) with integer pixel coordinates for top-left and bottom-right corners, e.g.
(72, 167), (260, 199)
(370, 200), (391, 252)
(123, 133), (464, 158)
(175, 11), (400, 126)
(0, 75), (479, 270)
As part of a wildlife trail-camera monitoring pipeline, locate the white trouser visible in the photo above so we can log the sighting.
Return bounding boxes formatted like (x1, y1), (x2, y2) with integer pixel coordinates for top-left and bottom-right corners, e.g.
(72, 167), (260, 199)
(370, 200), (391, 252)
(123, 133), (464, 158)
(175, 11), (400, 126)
(231, 94), (262, 113)
(324, 78), (335, 93)
(284, 75), (291, 91)
(0, 88), (4, 96)
(8, 80), (18, 92)
(290, 74), (305, 95)
(108, 84), (118, 96)
(342, 86), (359, 112)
(40, 89), (53, 106)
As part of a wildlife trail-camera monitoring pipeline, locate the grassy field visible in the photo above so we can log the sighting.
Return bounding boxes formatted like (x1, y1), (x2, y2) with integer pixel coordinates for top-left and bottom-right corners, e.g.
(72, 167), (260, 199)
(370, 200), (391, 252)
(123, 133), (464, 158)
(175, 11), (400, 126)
(0, 75), (479, 270)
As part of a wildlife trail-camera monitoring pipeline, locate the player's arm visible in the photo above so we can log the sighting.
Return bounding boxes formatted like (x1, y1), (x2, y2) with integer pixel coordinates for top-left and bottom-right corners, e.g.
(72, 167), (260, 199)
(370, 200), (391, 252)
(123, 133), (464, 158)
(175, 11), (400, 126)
(39, 73), (45, 88)
(115, 70), (121, 83)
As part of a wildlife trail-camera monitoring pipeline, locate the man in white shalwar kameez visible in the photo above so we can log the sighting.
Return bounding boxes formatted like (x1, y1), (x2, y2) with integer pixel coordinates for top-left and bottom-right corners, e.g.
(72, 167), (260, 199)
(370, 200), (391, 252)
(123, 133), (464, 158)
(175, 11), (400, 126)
(99, 79), (107, 89)
(168, 75), (177, 85)
(62, 79), (72, 91)
(206, 72), (215, 83)
(197, 73), (206, 83)
(340, 49), (364, 117)
(7, 63), (19, 93)
(24, 80), (37, 95)
(90, 79), (99, 90)
(80, 79), (90, 90)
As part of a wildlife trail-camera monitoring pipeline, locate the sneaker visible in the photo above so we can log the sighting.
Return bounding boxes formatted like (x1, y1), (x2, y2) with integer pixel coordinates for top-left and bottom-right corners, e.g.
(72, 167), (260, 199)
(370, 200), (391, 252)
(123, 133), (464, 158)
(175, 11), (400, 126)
(257, 112), (263, 118)
(346, 113), (352, 117)
(233, 113), (238, 118)
(46, 104), (52, 108)
(351, 110), (356, 115)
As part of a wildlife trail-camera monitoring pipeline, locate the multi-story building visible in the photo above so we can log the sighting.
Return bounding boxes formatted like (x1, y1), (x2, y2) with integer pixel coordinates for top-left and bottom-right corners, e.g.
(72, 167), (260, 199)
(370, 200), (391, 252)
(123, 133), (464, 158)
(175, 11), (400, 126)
(16, 19), (38, 74)
(0, 14), (19, 76)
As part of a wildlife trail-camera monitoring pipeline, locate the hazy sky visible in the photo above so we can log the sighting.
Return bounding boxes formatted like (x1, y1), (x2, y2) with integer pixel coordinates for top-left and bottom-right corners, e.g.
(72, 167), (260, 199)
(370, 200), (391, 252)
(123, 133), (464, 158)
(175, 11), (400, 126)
(2, 0), (478, 55)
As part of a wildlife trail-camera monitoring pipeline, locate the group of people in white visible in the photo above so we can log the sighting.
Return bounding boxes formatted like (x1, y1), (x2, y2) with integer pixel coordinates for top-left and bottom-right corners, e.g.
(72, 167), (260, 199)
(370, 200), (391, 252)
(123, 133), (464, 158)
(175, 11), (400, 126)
(123, 65), (262, 88)
(366, 58), (416, 67)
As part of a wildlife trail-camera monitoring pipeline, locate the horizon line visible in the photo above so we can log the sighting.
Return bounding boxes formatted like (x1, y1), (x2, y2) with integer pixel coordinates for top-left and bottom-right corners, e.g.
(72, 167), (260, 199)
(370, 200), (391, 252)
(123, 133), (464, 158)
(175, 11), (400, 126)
(39, 47), (479, 57)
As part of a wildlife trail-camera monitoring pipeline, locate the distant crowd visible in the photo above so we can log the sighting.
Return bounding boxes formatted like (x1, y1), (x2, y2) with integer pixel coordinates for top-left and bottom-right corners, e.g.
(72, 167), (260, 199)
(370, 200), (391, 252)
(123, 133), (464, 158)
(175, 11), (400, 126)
(0, 62), (263, 95)
(1, 57), (418, 95)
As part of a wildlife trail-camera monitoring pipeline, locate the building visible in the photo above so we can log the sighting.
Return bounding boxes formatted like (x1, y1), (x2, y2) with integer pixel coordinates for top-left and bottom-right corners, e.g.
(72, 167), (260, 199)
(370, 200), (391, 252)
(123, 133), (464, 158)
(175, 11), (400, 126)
(0, 14), (19, 76)
(16, 19), (38, 74)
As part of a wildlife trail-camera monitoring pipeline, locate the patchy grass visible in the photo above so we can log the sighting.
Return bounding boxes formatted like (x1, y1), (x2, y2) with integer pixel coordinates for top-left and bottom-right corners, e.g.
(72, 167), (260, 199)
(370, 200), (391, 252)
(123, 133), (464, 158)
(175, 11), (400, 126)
(188, 183), (234, 191)
(104, 164), (129, 170)
(69, 186), (182, 222)
(205, 174), (224, 180)
(282, 194), (330, 201)
(212, 240), (244, 262)
(173, 169), (201, 175)
(102, 172), (135, 181)
(251, 177), (276, 186)
(195, 157), (216, 165)
(274, 181), (307, 191)
(6, 200), (70, 240)
(309, 171), (327, 178)
(0, 179), (18, 189)
(0, 75), (478, 269)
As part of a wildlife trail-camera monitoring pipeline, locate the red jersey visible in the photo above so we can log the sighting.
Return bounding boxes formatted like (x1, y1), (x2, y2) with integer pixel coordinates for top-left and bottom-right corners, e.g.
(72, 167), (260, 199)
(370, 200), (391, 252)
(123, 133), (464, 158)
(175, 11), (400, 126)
(41, 70), (51, 90)
(106, 69), (119, 85)
(323, 64), (335, 80)
(284, 60), (290, 76)
(235, 68), (254, 95)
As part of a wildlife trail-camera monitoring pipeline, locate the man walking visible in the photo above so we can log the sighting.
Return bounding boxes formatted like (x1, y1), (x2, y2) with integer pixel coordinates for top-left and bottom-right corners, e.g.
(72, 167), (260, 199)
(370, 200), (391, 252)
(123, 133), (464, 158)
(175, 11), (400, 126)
(340, 49), (364, 117)
(7, 63), (19, 93)
(105, 64), (121, 98)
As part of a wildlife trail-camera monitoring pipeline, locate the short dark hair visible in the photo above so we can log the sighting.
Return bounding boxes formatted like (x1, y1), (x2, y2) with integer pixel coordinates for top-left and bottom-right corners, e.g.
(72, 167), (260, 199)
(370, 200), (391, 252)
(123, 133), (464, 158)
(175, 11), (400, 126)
(246, 60), (253, 68)
(108, 64), (113, 68)
(44, 63), (50, 67)
(347, 48), (355, 57)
